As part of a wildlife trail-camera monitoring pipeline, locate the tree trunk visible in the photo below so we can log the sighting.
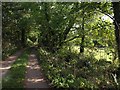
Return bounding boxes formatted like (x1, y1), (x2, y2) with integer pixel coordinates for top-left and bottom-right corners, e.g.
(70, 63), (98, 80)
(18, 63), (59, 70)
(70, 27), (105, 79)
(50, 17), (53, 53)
(112, 2), (120, 60)
(21, 28), (26, 47)
(63, 17), (76, 41)
(80, 11), (85, 53)
(80, 35), (85, 53)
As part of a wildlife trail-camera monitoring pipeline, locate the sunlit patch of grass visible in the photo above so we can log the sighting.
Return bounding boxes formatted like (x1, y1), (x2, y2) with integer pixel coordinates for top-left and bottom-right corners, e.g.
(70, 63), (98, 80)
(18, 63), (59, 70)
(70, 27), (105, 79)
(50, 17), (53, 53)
(71, 46), (80, 54)
(92, 48), (114, 62)
(2, 50), (29, 88)
(72, 46), (116, 62)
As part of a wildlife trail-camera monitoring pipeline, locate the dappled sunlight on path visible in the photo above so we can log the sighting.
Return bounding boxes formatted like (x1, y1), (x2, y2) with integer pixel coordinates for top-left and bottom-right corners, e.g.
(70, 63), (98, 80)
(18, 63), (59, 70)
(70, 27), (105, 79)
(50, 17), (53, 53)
(24, 53), (50, 88)
(0, 49), (24, 78)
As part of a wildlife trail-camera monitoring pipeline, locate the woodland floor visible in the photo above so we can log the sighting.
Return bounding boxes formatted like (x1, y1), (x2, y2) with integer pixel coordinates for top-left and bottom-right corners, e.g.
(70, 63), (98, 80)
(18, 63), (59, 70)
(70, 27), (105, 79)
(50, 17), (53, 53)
(1, 48), (50, 88)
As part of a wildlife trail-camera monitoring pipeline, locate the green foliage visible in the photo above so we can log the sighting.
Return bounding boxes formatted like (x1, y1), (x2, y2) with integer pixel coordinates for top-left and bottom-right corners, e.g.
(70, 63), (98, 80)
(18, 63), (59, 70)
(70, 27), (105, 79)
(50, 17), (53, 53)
(2, 2), (116, 53)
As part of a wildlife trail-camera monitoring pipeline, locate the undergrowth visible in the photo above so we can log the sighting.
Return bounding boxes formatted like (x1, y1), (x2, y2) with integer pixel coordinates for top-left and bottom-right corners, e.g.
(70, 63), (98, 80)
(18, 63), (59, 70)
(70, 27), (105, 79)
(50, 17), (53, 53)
(38, 47), (120, 89)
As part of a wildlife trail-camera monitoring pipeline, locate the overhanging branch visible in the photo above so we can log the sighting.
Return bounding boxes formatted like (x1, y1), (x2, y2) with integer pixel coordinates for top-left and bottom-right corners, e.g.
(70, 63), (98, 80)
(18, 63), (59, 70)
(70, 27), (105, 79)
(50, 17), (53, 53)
(95, 10), (120, 31)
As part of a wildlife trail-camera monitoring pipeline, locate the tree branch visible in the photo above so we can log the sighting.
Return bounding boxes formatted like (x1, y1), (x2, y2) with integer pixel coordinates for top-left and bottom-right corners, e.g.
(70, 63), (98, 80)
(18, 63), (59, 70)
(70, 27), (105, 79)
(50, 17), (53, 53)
(95, 10), (120, 31)
(63, 35), (80, 44)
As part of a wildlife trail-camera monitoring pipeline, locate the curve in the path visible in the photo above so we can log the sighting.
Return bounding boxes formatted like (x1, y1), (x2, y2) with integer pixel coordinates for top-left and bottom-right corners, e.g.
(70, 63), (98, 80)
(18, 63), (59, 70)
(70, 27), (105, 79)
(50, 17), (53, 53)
(24, 51), (50, 88)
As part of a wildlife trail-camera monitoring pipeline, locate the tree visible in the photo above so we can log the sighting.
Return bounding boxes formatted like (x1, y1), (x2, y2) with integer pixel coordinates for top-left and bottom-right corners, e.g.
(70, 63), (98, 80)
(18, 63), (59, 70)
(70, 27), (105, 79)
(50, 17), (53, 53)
(112, 2), (120, 60)
(80, 10), (85, 53)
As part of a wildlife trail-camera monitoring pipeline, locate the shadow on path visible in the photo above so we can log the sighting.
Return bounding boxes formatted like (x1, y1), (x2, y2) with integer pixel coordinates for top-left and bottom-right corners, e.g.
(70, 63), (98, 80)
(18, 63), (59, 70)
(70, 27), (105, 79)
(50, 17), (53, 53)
(24, 48), (50, 88)
(0, 49), (25, 78)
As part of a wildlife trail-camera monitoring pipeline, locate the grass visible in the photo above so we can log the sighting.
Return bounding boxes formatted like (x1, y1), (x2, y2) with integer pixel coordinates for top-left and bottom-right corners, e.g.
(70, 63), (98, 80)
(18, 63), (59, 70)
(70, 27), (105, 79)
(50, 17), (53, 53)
(2, 50), (29, 89)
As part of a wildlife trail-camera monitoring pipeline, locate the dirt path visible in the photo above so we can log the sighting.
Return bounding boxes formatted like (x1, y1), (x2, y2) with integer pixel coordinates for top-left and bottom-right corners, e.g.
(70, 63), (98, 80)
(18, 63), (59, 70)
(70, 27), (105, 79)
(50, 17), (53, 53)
(24, 50), (50, 88)
(0, 49), (25, 78)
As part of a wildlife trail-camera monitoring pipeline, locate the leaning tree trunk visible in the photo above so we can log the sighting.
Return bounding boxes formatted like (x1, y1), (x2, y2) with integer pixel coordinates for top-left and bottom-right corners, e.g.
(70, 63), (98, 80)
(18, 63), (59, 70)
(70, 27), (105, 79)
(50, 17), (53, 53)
(112, 2), (120, 60)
